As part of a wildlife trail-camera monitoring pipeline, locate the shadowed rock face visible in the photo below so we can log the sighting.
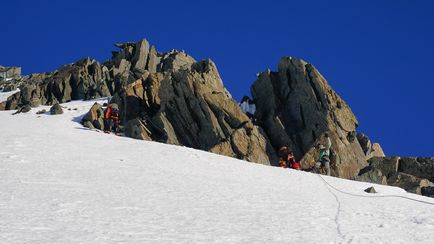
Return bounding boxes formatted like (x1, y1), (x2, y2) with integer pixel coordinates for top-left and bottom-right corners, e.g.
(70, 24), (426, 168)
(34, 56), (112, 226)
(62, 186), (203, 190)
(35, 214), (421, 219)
(251, 57), (368, 178)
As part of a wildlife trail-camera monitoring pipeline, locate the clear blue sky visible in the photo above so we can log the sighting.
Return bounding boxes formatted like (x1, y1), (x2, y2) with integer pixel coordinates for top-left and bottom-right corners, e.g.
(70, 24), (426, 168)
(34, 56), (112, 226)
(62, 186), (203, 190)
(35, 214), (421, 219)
(2, 0), (433, 156)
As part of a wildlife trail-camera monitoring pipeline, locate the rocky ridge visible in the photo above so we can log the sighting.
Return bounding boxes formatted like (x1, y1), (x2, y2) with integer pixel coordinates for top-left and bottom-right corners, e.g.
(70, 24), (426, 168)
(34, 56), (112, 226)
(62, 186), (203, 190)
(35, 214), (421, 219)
(1, 38), (432, 197)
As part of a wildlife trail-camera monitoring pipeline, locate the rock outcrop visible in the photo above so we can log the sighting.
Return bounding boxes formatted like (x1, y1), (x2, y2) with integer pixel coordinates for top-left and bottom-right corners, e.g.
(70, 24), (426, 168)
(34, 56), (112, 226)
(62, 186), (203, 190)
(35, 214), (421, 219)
(0, 66), (21, 82)
(398, 157), (434, 182)
(50, 103), (63, 115)
(356, 156), (434, 197)
(80, 39), (278, 165)
(0, 58), (112, 110)
(251, 57), (368, 178)
(3, 38), (430, 196)
(356, 132), (385, 160)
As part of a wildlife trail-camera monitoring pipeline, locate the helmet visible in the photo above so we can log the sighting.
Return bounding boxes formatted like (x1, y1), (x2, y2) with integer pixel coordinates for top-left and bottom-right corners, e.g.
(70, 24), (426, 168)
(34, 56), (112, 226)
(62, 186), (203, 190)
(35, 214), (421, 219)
(110, 103), (119, 110)
(278, 146), (290, 157)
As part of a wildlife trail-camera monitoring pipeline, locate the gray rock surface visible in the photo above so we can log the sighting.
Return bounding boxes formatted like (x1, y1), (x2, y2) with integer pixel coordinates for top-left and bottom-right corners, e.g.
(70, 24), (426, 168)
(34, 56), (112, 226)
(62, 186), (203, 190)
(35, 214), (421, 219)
(108, 52), (277, 164)
(398, 157), (434, 182)
(124, 118), (152, 140)
(251, 57), (367, 178)
(387, 172), (431, 195)
(364, 187), (377, 193)
(356, 156), (434, 197)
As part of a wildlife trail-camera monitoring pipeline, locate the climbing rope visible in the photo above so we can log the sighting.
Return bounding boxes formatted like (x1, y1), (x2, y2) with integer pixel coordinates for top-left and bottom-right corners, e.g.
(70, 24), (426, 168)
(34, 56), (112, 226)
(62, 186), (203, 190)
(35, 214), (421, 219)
(316, 174), (434, 206)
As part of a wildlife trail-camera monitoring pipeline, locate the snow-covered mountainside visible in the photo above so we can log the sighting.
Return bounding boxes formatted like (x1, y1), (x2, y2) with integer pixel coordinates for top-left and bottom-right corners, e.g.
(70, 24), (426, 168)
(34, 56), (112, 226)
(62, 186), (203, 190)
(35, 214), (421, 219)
(1, 99), (434, 243)
(0, 89), (19, 103)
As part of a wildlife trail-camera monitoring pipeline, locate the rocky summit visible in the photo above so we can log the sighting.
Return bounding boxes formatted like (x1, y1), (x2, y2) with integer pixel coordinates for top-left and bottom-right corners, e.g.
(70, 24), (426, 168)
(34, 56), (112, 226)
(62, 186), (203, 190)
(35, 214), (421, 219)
(1, 38), (432, 197)
(252, 58), (370, 178)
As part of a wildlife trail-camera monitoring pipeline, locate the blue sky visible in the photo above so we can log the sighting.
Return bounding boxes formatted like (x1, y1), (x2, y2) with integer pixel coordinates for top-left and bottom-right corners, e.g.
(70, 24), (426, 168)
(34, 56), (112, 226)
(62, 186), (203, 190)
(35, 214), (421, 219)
(2, 0), (433, 156)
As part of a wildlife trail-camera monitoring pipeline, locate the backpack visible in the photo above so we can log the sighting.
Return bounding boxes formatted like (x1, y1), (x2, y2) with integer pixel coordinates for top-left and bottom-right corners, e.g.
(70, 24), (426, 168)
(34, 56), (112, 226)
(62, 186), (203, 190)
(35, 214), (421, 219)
(329, 148), (337, 167)
(110, 108), (119, 121)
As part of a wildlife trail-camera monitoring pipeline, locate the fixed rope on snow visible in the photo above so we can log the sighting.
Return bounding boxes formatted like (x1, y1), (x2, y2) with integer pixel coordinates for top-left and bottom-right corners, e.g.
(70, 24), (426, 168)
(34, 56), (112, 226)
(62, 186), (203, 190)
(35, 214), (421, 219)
(316, 174), (434, 206)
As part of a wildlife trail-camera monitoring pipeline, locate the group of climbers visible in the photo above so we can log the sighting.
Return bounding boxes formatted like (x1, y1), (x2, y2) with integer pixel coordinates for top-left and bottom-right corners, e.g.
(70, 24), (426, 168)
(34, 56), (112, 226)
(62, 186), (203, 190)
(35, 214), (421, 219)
(277, 133), (333, 176)
(237, 96), (335, 175)
(105, 96), (334, 176)
(278, 146), (300, 170)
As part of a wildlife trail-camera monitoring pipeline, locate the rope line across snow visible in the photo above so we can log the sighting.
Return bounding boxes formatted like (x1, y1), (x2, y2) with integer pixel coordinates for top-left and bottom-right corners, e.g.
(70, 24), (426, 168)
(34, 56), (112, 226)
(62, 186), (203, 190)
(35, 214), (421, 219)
(317, 174), (434, 206)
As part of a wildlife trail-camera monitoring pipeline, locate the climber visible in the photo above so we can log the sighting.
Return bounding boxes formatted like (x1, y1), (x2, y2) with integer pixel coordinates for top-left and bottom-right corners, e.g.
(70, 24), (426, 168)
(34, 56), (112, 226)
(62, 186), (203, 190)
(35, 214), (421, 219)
(314, 133), (332, 176)
(278, 146), (300, 170)
(104, 103), (120, 134)
(239, 96), (256, 120)
(239, 96), (250, 115)
(248, 98), (256, 118)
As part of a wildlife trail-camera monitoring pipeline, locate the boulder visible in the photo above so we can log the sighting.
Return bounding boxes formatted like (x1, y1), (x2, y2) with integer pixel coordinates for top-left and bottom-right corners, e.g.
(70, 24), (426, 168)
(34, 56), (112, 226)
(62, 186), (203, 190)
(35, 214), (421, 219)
(81, 102), (105, 130)
(364, 187), (377, 194)
(36, 109), (47, 114)
(252, 57), (367, 178)
(50, 103), (63, 115)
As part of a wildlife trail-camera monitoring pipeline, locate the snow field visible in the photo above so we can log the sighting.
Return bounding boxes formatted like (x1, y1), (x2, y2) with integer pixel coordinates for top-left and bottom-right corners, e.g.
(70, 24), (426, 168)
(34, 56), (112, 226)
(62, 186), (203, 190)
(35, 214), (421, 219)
(0, 99), (434, 243)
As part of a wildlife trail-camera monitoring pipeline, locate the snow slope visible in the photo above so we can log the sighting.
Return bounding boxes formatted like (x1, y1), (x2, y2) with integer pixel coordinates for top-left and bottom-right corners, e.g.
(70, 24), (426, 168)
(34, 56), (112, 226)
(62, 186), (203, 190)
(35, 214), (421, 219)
(0, 89), (20, 103)
(1, 100), (434, 244)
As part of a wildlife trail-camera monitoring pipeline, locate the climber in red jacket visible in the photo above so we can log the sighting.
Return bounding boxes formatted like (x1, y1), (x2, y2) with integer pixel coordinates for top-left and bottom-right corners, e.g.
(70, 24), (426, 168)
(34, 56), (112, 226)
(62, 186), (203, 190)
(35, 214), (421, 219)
(104, 103), (120, 134)
(278, 146), (300, 170)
